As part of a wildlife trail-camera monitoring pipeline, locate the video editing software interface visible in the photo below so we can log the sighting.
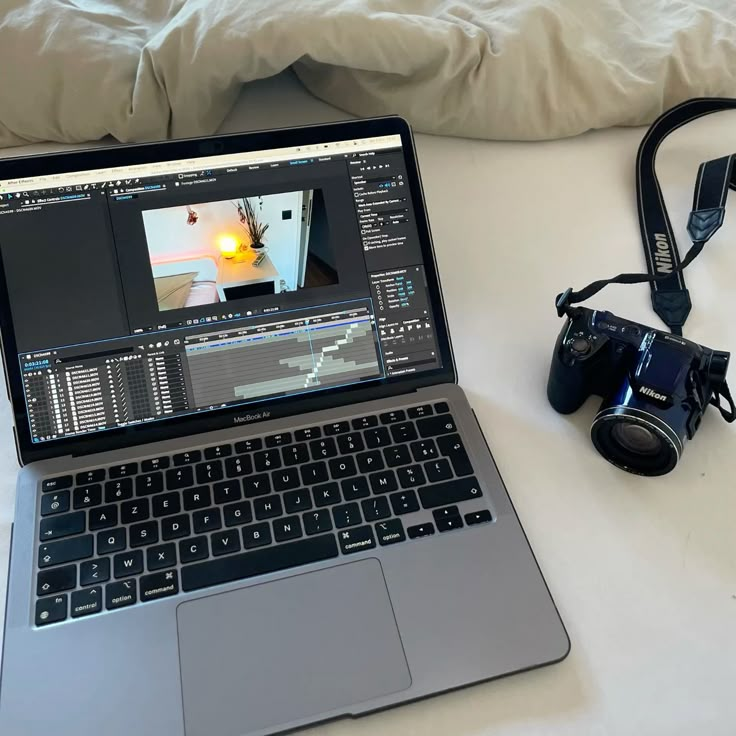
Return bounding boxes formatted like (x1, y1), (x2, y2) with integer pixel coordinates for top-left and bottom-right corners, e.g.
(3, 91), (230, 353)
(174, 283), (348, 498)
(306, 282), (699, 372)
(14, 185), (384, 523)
(0, 134), (442, 443)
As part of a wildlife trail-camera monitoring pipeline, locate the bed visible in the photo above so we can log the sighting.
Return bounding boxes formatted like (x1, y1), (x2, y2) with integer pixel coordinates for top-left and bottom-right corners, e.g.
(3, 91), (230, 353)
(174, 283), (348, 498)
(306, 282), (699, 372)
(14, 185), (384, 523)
(151, 256), (219, 310)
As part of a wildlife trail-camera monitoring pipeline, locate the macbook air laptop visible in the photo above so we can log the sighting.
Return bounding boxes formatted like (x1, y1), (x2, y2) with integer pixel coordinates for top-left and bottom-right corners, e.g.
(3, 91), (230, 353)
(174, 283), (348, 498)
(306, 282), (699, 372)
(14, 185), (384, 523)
(0, 117), (569, 736)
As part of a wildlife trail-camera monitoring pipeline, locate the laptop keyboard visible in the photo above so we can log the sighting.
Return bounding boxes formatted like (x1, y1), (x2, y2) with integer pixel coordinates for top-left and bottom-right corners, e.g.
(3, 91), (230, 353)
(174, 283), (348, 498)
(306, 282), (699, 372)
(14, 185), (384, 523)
(34, 402), (492, 626)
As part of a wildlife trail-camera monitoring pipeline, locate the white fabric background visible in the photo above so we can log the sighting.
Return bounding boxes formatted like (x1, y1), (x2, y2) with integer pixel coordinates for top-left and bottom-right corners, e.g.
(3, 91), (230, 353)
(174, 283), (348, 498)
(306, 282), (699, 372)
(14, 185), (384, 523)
(1, 0), (736, 148)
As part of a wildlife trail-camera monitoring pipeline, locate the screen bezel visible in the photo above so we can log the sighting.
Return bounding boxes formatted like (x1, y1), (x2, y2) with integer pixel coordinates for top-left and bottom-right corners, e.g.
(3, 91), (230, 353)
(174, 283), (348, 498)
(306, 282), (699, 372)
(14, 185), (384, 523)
(0, 116), (456, 465)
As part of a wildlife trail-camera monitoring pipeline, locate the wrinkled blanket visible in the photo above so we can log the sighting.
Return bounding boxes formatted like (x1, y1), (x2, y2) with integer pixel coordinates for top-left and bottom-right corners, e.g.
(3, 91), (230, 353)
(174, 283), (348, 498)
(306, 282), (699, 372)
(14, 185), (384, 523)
(1, 0), (736, 148)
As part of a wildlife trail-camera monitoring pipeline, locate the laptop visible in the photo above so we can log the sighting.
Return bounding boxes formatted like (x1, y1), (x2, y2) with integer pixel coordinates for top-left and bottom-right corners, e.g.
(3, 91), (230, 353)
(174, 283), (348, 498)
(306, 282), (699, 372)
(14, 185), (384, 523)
(0, 117), (568, 736)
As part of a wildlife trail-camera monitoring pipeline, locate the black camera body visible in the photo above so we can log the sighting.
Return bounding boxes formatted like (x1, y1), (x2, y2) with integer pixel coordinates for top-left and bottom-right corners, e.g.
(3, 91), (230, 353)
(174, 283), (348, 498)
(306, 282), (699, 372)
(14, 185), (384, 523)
(548, 306), (731, 475)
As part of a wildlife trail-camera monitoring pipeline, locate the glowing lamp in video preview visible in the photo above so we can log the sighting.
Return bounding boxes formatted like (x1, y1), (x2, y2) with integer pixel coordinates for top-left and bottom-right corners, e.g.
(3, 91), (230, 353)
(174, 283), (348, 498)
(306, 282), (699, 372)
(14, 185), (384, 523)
(217, 234), (239, 259)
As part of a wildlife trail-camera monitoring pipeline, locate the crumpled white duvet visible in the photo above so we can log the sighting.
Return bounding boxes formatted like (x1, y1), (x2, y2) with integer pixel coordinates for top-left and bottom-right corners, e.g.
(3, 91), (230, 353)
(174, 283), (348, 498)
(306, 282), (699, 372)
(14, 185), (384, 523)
(1, 0), (736, 148)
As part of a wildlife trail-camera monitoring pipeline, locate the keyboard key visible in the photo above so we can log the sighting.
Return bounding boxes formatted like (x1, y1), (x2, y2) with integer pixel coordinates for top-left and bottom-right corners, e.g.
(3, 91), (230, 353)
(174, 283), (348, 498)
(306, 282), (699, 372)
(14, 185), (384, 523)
(193, 508), (222, 533)
(300, 462), (328, 486)
(312, 482), (341, 507)
(437, 434), (474, 476)
(183, 486), (211, 511)
(97, 528), (126, 555)
(73, 484), (101, 509)
(88, 505), (118, 531)
(173, 450), (201, 466)
(408, 523), (436, 539)
(37, 565), (76, 596)
(196, 461), (223, 484)
(140, 570), (179, 602)
(273, 515), (303, 542)
(433, 506), (461, 521)
(39, 511), (85, 541)
(356, 450), (384, 474)
(265, 432), (292, 447)
(295, 427), (321, 441)
(223, 500), (252, 527)
(39, 535), (93, 568)
(437, 516), (464, 532)
(42, 475), (72, 492)
(234, 438), (262, 453)
(40, 491), (70, 516)
(35, 594), (67, 626)
(146, 543), (177, 571)
(136, 472), (163, 496)
(336, 433), (364, 454)
(76, 469), (105, 485)
(425, 458), (453, 483)
(376, 519), (406, 546)
(337, 526), (375, 555)
(324, 421), (349, 435)
(114, 550), (144, 578)
(272, 467), (300, 492)
(141, 456), (170, 472)
(243, 474), (271, 498)
(309, 438), (337, 460)
(364, 427), (391, 449)
(329, 456), (357, 480)
(109, 462), (138, 479)
(465, 509), (493, 526)
(105, 478), (133, 502)
(390, 490), (419, 515)
(283, 490), (312, 514)
(71, 587), (102, 618)
(369, 470), (398, 494)
(179, 536), (209, 563)
(253, 495), (283, 520)
(411, 440), (438, 462)
(214, 479), (242, 504)
(162, 514), (191, 540)
(380, 410), (406, 424)
(419, 477), (484, 509)
(254, 449), (281, 472)
(152, 492), (181, 517)
(282, 443), (309, 466)
(390, 422), (418, 443)
(341, 477), (370, 501)
(204, 444), (232, 460)
(80, 558), (110, 586)
(352, 415), (378, 430)
(224, 455), (252, 478)
(166, 466), (194, 490)
(242, 522), (272, 549)
(303, 509), (332, 536)
(417, 414), (456, 438)
(129, 520), (158, 547)
(121, 498), (150, 524)
(434, 401), (450, 414)
(361, 496), (391, 522)
(332, 503), (362, 529)
(408, 404), (433, 419)
(384, 445), (412, 468)
(106, 579), (137, 609)
(181, 534), (339, 592)
(397, 464), (426, 488)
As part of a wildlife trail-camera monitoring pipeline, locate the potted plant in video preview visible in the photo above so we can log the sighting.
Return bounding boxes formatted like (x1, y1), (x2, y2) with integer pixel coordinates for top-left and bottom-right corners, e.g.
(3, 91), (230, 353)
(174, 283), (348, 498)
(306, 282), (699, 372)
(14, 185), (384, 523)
(236, 197), (269, 256)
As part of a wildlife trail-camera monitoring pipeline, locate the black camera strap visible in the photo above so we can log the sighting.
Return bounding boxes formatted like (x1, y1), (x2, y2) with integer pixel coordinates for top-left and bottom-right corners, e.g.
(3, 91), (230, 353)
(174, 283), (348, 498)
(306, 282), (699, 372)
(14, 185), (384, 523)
(557, 97), (736, 423)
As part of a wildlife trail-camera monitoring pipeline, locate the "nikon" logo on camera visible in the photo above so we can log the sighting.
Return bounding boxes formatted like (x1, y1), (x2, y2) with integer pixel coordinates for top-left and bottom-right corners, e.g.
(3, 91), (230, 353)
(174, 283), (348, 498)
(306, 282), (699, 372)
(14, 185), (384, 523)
(640, 386), (668, 401)
(653, 233), (673, 274)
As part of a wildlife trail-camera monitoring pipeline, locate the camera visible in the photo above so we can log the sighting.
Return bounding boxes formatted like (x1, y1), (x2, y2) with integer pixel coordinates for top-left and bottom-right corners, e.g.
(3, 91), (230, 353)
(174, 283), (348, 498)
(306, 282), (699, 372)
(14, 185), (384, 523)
(547, 304), (731, 476)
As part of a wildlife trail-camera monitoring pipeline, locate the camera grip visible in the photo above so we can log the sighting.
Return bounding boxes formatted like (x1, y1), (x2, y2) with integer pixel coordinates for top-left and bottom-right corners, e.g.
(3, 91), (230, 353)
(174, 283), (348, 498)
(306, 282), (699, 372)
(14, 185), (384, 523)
(546, 317), (594, 414)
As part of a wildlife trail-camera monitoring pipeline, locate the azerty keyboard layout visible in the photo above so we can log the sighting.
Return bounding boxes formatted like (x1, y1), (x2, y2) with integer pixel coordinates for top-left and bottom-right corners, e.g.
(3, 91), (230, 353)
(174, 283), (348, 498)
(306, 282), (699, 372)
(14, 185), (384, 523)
(34, 402), (492, 626)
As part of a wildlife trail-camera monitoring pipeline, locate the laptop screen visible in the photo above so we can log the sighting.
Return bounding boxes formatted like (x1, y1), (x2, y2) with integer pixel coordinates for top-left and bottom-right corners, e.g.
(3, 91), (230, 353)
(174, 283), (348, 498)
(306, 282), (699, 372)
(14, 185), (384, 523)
(0, 132), (443, 444)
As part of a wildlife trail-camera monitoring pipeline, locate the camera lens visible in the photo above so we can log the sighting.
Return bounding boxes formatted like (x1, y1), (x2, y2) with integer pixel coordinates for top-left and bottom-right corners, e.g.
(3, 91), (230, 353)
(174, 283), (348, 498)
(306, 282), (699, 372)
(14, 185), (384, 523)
(610, 422), (663, 456)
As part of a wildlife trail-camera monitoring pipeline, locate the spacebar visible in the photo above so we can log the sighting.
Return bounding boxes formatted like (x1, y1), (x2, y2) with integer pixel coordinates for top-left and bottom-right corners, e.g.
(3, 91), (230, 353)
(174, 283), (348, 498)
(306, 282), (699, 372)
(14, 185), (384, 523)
(180, 534), (339, 592)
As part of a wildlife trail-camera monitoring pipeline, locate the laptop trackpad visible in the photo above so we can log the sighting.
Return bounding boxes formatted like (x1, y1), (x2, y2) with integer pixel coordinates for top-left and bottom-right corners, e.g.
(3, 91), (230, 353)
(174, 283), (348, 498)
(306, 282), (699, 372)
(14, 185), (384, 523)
(176, 559), (411, 736)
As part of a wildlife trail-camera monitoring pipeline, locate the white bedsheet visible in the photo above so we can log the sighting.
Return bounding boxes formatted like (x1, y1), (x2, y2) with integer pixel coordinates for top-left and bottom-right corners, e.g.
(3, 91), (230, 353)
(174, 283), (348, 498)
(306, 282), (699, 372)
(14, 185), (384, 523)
(1, 0), (736, 147)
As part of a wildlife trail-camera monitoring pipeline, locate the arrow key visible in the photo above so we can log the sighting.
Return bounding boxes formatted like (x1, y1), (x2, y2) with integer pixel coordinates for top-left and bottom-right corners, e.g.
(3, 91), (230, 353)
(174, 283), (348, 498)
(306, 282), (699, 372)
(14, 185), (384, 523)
(80, 558), (111, 586)
(71, 586), (102, 618)
(36, 565), (76, 596)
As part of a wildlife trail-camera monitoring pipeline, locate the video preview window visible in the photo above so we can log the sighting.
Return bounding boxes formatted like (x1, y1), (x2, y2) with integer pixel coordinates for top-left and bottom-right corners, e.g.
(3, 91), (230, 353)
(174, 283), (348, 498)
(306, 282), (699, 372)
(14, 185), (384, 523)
(142, 189), (337, 312)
